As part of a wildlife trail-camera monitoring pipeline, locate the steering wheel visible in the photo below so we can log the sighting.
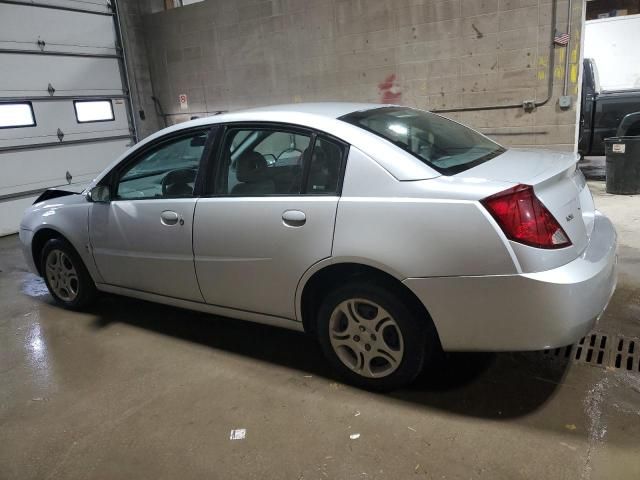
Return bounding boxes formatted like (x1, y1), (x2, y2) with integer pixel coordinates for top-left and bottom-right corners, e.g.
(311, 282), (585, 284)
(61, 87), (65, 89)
(161, 168), (197, 196)
(276, 147), (304, 163)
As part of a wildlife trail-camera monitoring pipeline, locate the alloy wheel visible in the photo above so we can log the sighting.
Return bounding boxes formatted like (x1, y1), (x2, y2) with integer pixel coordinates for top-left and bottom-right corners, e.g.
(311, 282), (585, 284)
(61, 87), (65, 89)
(328, 298), (404, 378)
(45, 249), (79, 302)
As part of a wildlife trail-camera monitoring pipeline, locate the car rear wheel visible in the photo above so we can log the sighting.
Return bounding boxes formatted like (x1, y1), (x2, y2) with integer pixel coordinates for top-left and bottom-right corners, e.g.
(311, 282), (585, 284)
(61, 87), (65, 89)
(317, 282), (434, 391)
(41, 238), (97, 309)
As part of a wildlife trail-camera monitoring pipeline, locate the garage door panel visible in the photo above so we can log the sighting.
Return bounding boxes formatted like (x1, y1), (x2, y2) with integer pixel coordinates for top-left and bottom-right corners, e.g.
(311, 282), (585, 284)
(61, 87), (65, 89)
(0, 4), (117, 55)
(0, 44), (116, 56)
(0, 100), (130, 148)
(0, 0), (133, 235)
(2, 196), (42, 237)
(0, 139), (131, 195)
(36, 0), (112, 14)
(1, 183), (88, 237)
(0, 55), (123, 96)
(2, 173), (97, 198)
(0, 129), (131, 148)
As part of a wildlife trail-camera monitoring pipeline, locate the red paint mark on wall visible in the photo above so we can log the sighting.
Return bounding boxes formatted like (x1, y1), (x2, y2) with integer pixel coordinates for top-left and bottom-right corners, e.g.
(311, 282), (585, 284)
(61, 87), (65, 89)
(378, 74), (402, 104)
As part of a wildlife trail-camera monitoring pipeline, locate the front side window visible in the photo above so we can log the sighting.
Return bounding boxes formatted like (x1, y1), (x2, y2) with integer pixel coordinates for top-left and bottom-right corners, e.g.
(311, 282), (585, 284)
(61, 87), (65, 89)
(340, 107), (505, 175)
(0, 102), (35, 128)
(115, 131), (208, 200)
(216, 128), (311, 195)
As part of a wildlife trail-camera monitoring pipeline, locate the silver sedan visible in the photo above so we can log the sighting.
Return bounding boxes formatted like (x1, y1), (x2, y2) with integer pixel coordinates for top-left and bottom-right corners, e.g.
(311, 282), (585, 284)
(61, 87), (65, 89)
(19, 103), (617, 390)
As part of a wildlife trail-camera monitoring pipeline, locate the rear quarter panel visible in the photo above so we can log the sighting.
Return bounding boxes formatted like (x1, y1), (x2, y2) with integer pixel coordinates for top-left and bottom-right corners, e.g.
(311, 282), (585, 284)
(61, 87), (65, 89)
(332, 147), (518, 278)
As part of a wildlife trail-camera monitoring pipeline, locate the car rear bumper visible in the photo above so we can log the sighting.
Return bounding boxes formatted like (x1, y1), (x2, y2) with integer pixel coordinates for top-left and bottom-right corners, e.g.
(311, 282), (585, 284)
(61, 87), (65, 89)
(404, 212), (617, 351)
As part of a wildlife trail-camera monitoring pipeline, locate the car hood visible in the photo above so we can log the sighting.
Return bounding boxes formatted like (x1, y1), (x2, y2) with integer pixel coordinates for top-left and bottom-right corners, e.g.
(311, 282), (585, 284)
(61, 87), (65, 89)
(25, 191), (85, 217)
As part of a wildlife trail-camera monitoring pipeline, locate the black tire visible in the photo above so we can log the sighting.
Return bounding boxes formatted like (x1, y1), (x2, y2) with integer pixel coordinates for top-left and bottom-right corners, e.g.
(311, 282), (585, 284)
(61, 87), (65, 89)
(40, 237), (97, 309)
(317, 281), (436, 391)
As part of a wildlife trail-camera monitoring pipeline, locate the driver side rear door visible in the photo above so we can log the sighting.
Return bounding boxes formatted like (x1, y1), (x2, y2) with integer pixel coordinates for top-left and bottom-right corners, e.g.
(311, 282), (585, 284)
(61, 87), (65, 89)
(193, 124), (347, 319)
(89, 127), (215, 301)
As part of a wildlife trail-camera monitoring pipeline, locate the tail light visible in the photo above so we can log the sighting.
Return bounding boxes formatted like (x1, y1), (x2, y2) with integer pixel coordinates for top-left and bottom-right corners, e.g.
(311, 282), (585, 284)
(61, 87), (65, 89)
(481, 184), (571, 249)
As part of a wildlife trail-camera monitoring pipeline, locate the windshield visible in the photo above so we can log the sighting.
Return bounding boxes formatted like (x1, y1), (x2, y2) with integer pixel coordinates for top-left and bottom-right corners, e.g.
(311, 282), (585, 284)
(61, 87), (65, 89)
(339, 107), (505, 175)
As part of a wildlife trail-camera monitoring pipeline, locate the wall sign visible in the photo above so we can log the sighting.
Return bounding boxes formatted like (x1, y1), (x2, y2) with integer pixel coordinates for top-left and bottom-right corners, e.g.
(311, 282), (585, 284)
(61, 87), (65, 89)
(179, 94), (188, 110)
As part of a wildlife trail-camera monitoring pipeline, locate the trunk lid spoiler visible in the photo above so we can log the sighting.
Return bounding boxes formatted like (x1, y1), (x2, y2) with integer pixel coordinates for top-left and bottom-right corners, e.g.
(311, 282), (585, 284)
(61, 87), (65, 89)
(454, 148), (580, 184)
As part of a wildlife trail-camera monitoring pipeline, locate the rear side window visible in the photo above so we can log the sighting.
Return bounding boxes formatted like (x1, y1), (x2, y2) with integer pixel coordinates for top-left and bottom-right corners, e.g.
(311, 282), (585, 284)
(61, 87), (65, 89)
(306, 136), (344, 195)
(0, 102), (35, 128)
(340, 107), (505, 175)
(216, 128), (311, 196)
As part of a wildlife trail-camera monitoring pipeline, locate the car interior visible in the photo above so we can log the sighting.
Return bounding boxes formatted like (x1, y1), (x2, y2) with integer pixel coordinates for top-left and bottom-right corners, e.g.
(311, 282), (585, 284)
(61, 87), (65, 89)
(222, 129), (342, 195)
(115, 133), (206, 199)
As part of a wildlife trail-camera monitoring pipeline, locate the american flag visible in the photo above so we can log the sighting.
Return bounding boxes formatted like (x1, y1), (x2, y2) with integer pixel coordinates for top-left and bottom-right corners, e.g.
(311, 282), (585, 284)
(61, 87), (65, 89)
(554, 31), (570, 46)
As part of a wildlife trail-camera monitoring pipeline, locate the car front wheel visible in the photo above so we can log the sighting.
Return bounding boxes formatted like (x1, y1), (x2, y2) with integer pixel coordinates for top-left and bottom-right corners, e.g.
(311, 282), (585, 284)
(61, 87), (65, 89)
(41, 238), (97, 309)
(317, 282), (434, 391)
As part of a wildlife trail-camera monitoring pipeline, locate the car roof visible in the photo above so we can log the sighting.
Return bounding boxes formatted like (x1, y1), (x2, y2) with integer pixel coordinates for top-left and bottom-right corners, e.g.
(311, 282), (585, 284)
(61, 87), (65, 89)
(127, 103), (383, 151)
(171, 102), (384, 131)
(238, 102), (382, 118)
(147, 102), (397, 144)
(87, 103), (441, 189)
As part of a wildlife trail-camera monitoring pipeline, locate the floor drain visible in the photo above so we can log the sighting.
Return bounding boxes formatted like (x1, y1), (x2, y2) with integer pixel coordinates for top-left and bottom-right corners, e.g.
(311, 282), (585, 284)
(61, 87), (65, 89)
(543, 332), (640, 372)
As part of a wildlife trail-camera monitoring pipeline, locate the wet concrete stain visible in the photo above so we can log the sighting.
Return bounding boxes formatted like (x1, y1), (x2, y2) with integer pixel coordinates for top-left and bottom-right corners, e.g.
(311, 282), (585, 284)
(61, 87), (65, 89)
(582, 377), (609, 480)
(21, 274), (50, 298)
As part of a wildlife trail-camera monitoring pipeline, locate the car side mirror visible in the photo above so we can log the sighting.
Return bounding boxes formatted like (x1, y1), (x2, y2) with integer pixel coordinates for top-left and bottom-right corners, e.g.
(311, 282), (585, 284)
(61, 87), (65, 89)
(87, 185), (110, 203)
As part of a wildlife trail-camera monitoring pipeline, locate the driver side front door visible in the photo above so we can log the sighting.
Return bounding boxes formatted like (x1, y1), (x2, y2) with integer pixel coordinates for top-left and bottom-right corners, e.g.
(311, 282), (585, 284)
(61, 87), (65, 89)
(89, 127), (214, 301)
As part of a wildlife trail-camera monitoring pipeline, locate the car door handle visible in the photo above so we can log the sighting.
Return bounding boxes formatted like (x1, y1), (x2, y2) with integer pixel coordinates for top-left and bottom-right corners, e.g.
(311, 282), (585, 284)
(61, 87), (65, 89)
(282, 210), (306, 227)
(160, 210), (181, 226)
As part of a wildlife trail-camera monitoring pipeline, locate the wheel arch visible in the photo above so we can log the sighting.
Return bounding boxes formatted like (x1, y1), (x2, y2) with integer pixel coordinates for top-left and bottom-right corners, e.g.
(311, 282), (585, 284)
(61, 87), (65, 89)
(297, 259), (439, 343)
(31, 226), (90, 279)
(31, 227), (68, 275)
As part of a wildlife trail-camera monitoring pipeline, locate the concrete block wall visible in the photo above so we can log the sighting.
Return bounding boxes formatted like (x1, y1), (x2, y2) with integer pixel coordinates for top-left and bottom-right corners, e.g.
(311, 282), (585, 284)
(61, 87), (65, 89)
(127, 0), (584, 151)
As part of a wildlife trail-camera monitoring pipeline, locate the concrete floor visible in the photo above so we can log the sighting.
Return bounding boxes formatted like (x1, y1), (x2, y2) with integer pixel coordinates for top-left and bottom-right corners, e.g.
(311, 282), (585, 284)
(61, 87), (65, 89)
(1, 181), (639, 480)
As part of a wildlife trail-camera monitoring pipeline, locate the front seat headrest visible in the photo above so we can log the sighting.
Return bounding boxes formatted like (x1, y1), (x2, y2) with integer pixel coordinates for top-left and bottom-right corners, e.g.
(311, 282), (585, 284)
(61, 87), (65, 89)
(236, 151), (268, 183)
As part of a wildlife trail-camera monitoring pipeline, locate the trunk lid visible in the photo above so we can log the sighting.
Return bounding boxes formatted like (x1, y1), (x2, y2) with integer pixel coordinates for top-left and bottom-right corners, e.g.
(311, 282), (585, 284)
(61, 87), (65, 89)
(459, 148), (595, 257)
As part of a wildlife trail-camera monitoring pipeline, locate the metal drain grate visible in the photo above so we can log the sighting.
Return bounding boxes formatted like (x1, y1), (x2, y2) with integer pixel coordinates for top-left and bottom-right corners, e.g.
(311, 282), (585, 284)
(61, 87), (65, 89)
(543, 332), (640, 372)
(575, 332), (609, 367)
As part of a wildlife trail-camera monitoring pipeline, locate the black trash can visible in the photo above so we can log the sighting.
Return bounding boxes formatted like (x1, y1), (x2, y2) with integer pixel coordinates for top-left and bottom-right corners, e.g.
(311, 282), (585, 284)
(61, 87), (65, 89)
(604, 136), (640, 194)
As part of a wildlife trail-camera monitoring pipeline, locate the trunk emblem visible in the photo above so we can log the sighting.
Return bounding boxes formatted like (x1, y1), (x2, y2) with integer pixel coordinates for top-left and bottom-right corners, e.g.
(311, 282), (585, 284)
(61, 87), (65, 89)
(566, 213), (575, 222)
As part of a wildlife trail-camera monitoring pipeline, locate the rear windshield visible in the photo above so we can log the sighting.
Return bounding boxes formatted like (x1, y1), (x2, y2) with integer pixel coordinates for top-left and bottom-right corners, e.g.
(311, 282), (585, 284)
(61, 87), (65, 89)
(339, 107), (505, 175)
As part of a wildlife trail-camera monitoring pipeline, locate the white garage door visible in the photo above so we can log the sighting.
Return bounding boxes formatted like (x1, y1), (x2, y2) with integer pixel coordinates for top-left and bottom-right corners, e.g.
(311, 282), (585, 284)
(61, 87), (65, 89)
(0, 0), (135, 236)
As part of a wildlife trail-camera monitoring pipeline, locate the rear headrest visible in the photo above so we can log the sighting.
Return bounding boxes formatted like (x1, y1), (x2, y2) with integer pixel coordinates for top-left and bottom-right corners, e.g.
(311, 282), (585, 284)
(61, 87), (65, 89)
(236, 151), (268, 182)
